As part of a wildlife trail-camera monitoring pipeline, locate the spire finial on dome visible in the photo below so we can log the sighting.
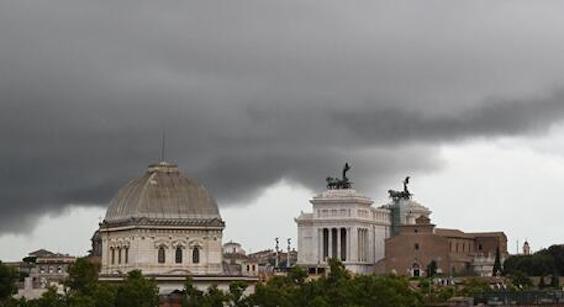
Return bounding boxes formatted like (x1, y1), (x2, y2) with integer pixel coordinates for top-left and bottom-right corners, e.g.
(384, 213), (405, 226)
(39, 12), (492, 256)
(160, 129), (166, 162)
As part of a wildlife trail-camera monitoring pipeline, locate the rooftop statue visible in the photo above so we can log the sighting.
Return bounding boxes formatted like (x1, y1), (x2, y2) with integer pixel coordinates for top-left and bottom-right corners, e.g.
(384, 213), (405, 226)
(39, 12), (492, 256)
(326, 162), (353, 190)
(388, 176), (412, 201)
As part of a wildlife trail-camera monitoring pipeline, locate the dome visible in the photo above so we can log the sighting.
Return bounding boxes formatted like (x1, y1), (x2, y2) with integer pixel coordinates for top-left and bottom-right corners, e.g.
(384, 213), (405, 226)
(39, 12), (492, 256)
(103, 162), (222, 226)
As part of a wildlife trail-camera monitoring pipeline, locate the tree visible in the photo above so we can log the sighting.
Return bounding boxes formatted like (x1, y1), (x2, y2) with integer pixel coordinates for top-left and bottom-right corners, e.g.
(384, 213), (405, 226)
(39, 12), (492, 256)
(88, 282), (117, 307)
(509, 271), (532, 290)
(551, 273), (560, 289)
(202, 284), (228, 307)
(35, 286), (66, 307)
(65, 292), (96, 307)
(459, 278), (490, 297)
(65, 257), (100, 294)
(493, 247), (502, 277)
(0, 261), (18, 303)
(503, 249), (557, 277)
(246, 259), (422, 307)
(538, 275), (546, 289)
(287, 266), (308, 286)
(115, 270), (159, 307)
(545, 245), (564, 276)
(183, 277), (204, 307)
(426, 260), (438, 277)
(228, 281), (249, 307)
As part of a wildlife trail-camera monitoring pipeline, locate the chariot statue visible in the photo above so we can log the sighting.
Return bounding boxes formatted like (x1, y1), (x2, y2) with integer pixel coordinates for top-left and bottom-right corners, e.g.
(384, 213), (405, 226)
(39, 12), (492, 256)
(388, 176), (412, 200)
(326, 162), (353, 190)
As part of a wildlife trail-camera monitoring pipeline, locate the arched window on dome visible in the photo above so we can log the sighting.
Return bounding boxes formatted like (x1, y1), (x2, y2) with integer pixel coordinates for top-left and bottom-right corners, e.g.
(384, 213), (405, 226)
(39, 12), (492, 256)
(158, 247), (166, 264)
(192, 247), (200, 264)
(175, 247), (183, 264)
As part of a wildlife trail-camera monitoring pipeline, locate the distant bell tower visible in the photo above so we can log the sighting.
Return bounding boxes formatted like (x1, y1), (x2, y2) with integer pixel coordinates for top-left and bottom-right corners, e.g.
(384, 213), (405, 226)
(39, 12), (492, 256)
(523, 240), (531, 255)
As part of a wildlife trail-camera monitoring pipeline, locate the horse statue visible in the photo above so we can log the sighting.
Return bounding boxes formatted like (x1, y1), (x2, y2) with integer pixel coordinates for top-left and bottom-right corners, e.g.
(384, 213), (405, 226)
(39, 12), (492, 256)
(325, 163), (353, 190)
(388, 176), (413, 200)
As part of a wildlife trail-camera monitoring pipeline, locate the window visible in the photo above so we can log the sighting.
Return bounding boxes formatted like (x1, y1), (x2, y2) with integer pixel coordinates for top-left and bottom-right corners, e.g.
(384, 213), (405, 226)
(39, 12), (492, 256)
(118, 248), (122, 264)
(414, 243), (420, 250)
(111, 248), (115, 265)
(478, 244), (483, 251)
(175, 247), (183, 264)
(193, 247), (200, 264)
(57, 266), (62, 274)
(246, 265), (250, 272)
(125, 248), (129, 264)
(158, 247), (166, 264)
(414, 229), (418, 233)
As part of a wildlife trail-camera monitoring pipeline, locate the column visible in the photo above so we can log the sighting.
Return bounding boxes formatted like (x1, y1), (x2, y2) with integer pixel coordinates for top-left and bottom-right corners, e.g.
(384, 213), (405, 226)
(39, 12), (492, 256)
(363, 229), (366, 262)
(336, 228), (341, 260)
(326, 228), (333, 258)
(340, 228), (347, 261)
(317, 228), (322, 263)
(311, 227), (317, 263)
(351, 227), (357, 262)
(332, 228), (338, 259)
(347, 227), (352, 262)
(360, 228), (364, 262)
(357, 229), (361, 262)
(320, 228), (325, 262)
(321, 228), (329, 262)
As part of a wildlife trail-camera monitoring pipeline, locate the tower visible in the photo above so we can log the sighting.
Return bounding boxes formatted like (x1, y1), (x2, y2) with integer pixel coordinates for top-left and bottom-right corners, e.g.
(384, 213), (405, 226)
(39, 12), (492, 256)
(523, 240), (531, 255)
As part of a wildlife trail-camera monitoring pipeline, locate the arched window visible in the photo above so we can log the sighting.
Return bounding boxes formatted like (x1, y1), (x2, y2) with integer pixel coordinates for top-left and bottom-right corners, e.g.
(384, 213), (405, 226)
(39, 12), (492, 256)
(192, 247), (200, 264)
(125, 248), (129, 264)
(175, 247), (183, 264)
(118, 248), (122, 264)
(111, 248), (115, 265)
(158, 247), (166, 264)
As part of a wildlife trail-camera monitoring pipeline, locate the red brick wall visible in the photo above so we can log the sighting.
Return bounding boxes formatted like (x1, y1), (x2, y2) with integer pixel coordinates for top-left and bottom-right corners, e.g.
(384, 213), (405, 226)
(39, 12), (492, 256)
(384, 231), (450, 276)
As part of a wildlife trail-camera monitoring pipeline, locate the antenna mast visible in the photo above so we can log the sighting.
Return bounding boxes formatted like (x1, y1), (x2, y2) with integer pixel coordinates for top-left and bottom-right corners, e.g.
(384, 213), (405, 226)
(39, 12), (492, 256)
(160, 130), (166, 162)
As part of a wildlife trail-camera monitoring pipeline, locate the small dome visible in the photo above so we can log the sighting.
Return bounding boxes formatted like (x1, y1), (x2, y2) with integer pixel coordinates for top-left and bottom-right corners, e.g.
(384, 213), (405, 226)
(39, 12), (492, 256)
(104, 162), (221, 224)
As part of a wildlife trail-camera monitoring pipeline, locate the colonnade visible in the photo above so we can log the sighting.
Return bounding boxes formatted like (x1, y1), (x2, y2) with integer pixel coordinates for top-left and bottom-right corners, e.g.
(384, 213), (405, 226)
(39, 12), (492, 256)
(317, 227), (370, 263)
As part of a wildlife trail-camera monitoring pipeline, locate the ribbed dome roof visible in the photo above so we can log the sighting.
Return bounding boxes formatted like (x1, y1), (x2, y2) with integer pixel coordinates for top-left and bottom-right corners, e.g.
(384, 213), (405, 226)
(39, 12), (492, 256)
(104, 162), (221, 224)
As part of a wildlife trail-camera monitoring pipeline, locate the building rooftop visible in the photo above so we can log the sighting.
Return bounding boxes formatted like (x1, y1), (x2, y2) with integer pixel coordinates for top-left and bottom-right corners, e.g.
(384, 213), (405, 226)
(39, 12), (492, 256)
(103, 162), (222, 225)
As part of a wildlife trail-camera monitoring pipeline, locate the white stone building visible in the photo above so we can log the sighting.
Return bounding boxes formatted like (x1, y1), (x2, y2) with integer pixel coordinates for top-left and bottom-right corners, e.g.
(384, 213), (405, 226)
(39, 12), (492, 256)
(98, 162), (257, 293)
(295, 173), (430, 274)
(295, 189), (392, 274)
(223, 241), (246, 256)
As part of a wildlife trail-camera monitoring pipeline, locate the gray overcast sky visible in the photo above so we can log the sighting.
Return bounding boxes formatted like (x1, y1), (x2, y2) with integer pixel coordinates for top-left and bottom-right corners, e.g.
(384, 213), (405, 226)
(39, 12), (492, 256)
(2, 0), (564, 259)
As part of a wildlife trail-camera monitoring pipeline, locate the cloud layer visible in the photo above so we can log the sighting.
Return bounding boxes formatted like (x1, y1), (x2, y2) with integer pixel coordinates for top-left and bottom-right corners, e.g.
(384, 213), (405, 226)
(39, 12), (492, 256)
(2, 0), (564, 233)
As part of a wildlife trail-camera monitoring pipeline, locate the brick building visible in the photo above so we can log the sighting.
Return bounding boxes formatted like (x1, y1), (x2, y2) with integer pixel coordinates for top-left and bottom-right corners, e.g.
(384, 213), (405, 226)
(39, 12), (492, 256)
(378, 215), (507, 277)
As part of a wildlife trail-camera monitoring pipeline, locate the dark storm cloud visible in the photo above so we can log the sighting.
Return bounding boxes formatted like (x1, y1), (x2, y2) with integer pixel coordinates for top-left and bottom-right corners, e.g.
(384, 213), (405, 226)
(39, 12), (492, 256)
(2, 0), (564, 233)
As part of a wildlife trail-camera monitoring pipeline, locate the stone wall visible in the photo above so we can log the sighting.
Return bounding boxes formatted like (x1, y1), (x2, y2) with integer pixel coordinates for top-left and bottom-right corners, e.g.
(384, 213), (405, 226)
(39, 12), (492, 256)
(101, 226), (223, 275)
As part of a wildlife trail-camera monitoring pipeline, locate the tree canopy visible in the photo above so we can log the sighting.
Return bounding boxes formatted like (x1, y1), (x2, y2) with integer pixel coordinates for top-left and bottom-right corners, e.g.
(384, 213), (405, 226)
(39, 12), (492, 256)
(245, 259), (422, 307)
(0, 261), (19, 303)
